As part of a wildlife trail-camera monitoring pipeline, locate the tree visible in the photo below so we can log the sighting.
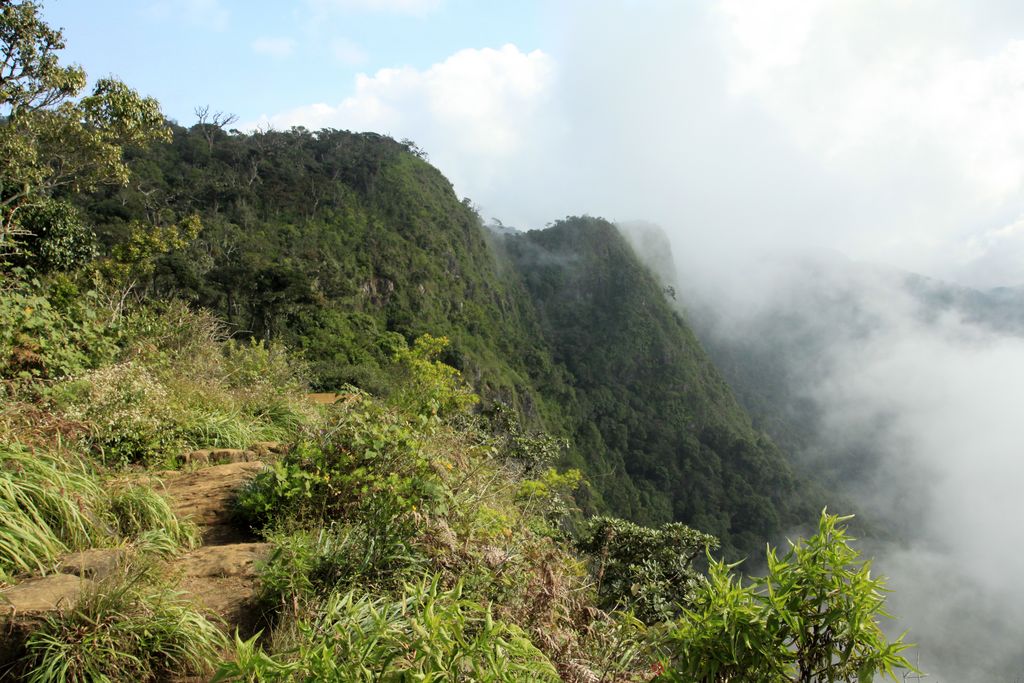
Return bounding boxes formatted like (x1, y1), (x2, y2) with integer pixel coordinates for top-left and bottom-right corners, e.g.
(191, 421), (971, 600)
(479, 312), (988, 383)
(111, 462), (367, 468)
(660, 511), (918, 682)
(0, 0), (169, 260)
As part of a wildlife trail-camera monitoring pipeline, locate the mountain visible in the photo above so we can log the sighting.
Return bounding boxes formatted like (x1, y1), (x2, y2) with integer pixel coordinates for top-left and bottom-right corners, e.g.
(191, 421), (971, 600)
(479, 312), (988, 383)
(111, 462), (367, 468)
(79, 125), (821, 553)
(501, 218), (816, 549)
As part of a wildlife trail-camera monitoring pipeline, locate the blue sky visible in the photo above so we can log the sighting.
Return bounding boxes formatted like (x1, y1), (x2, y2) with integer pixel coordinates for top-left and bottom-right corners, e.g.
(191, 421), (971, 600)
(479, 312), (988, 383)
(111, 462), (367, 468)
(43, 0), (549, 125)
(36, 0), (1024, 289)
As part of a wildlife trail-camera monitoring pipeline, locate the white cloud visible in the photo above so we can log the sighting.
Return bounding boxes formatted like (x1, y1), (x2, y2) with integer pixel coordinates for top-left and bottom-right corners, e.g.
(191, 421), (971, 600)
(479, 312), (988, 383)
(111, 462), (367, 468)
(712, 0), (1024, 282)
(247, 44), (555, 203)
(331, 38), (369, 66)
(251, 37), (294, 59)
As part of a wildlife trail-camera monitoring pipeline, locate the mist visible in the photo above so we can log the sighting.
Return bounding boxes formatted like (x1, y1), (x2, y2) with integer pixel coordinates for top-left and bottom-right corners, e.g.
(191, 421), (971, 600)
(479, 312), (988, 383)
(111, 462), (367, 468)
(549, 6), (1024, 675)
(671, 249), (1024, 680)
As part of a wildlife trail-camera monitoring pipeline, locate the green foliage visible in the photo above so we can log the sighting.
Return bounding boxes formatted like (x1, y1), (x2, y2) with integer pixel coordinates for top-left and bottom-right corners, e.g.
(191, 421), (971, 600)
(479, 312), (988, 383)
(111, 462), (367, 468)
(659, 511), (918, 682)
(107, 482), (199, 550)
(257, 522), (423, 616)
(49, 302), (313, 466)
(387, 333), (478, 420)
(576, 516), (718, 624)
(22, 561), (226, 682)
(0, 441), (198, 582)
(213, 577), (560, 682)
(0, 271), (118, 379)
(0, 443), (102, 581)
(486, 402), (567, 476)
(0, 0), (169, 256)
(14, 199), (97, 272)
(236, 395), (444, 543)
(516, 467), (584, 536)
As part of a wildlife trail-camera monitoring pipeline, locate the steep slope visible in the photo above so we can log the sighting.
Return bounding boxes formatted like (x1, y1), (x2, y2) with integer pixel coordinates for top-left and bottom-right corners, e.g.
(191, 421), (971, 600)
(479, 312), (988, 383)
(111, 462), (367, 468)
(502, 217), (816, 552)
(82, 127), (818, 554)
(82, 125), (563, 416)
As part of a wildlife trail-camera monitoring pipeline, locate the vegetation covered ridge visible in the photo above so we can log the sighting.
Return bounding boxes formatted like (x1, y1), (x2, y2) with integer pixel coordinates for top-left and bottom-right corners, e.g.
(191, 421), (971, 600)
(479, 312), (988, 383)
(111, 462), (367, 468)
(0, 2), (917, 680)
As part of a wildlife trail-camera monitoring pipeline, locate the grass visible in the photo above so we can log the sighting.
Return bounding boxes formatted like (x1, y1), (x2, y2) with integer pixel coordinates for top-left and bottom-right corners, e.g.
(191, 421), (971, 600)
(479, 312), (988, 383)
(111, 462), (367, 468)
(213, 577), (561, 682)
(107, 481), (200, 550)
(0, 444), (106, 582)
(22, 559), (226, 682)
(0, 442), (199, 584)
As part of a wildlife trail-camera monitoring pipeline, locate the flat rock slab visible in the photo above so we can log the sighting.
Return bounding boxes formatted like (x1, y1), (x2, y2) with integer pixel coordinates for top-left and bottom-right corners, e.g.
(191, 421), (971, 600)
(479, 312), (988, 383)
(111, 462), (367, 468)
(174, 543), (272, 637)
(59, 548), (125, 580)
(0, 573), (92, 616)
(159, 461), (264, 543)
(0, 574), (94, 670)
(177, 542), (271, 579)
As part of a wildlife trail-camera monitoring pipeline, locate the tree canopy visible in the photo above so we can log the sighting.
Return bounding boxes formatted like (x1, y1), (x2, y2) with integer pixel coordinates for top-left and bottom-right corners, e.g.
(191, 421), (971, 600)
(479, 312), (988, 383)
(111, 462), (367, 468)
(0, 0), (167, 263)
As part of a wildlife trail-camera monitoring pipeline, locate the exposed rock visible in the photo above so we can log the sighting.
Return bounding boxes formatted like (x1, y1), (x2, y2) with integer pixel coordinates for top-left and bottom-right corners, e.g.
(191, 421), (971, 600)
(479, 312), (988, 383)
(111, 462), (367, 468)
(182, 448), (256, 467)
(0, 573), (92, 616)
(59, 548), (125, 580)
(175, 543), (272, 637)
(249, 441), (288, 458)
(0, 573), (94, 666)
(159, 461), (264, 543)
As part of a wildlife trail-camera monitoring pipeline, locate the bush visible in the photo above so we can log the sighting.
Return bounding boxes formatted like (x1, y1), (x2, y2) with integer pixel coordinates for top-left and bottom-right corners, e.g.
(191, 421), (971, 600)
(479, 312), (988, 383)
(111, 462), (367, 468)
(52, 304), (315, 466)
(236, 395), (446, 543)
(658, 511), (918, 682)
(576, 516), (718, 624)
(0, 271), (118, 380)
(386, 334), (478, 420)
(257, 522), (424, 617)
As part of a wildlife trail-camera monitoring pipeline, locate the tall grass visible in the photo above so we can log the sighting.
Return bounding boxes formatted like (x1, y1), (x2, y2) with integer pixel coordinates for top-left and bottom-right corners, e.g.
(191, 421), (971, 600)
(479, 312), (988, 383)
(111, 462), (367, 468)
(214, 577), (560, 682)
(0, 442), (199, 583)
(53, 305), (317, 467)
(22, 561), (226, 682)
(107, 482), (200, 550)
(0, 445), (104, 581)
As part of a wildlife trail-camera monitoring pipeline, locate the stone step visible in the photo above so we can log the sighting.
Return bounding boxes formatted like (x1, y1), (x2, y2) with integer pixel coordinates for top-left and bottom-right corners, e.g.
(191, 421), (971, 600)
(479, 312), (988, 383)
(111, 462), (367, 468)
(158, 460), (265, 544)
(176, 542), (272, 636)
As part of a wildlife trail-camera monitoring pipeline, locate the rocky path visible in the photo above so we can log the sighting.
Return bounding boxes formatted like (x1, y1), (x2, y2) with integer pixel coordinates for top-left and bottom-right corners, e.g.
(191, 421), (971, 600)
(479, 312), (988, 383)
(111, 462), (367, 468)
(0, 449), (281, 676)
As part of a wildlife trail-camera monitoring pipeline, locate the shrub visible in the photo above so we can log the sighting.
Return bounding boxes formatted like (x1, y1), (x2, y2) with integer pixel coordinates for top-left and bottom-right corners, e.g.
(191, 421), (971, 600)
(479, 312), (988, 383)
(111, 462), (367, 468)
(576, 516), (718, 624)
(58, 362), (182, 466)
(236, 395), (446, 543)
(53, 305), (314, 466)
(658, 511), (918, 682)
(0, 271), (118, 380)
(257, 522), (423, 617)
(386, 334), (478, 420)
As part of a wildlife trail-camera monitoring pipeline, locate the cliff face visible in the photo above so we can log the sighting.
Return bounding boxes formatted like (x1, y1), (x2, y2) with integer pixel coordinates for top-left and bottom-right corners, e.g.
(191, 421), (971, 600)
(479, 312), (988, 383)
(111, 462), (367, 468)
(503, 217), (814, 552)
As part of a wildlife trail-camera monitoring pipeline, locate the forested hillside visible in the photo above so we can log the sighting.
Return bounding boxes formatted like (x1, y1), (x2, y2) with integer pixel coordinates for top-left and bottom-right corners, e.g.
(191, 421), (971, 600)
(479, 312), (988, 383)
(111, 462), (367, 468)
(67, 124), (822, 553)
(502, 218), (817, 549)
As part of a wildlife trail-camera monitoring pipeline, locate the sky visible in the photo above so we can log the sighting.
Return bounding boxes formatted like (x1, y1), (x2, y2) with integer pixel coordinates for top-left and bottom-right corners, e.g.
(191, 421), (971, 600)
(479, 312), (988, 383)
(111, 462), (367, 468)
(43, 0), (1024, 288)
